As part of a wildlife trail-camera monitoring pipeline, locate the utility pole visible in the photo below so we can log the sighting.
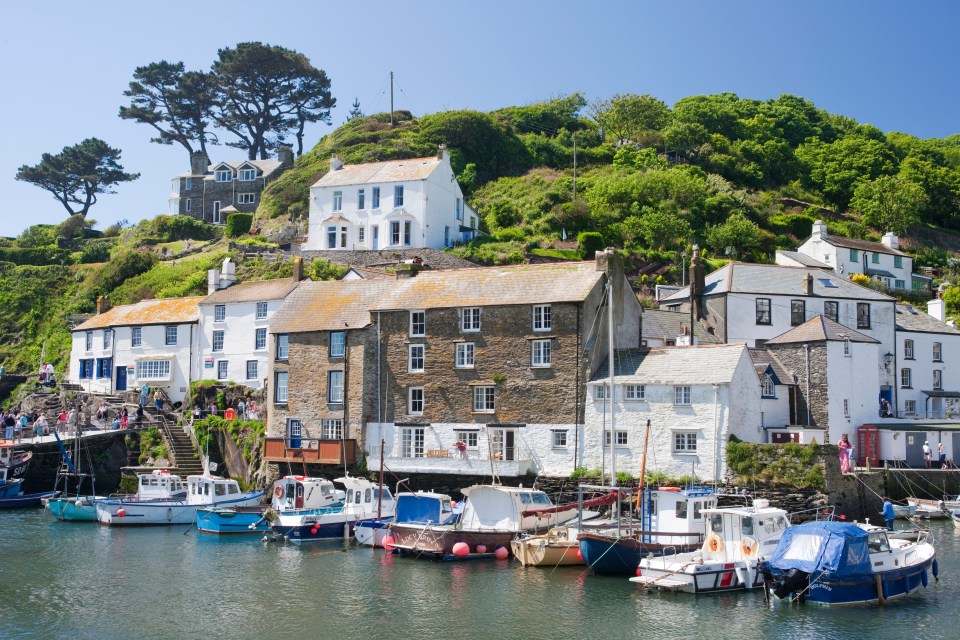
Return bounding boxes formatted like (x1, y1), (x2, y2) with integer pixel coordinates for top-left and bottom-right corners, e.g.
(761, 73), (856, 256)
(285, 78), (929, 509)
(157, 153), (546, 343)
(572, 133), (577, 201)
(389, 71), (394, 128)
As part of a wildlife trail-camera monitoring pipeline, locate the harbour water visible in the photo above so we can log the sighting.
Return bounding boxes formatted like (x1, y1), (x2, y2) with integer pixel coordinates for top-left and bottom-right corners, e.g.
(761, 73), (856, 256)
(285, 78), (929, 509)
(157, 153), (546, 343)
(2, 510), (959, 640)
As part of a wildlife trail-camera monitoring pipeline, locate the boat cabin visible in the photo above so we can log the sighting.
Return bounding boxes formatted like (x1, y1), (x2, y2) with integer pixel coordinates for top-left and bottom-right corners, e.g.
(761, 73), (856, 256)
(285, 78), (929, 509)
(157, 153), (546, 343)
(460, 486), (560, 531)
(640, 487), (717, 545)
(135, 469), (187, 500)
(700, 499), (791, 561)
(340, 475), (395, 517)
(395, 491), (458, 525)
(0, 441), (13, 467)
(272, 476), (345, 511)
(186, 475), (244, 505)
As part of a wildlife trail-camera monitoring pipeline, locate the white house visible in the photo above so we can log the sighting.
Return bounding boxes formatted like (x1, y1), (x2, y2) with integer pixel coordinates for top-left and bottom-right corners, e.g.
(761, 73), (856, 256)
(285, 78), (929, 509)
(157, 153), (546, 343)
(69, 296), (203, 405)
(747, 348), (801, 442)
(196, 259), (302, 389)
(583, 344), (761, 483)
(893, 303), (960, 420)
(305, 145), (478, 251)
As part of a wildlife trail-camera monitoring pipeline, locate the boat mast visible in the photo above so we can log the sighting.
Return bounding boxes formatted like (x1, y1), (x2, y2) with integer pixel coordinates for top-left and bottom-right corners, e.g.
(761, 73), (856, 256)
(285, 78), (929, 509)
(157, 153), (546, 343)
(607, 278), (617, 488)
(377, 437), (384, 520)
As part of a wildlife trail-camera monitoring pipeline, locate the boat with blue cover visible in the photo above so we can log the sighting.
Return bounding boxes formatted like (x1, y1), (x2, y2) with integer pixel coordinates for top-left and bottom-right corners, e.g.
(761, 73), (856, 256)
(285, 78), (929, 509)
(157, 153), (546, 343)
(760, 520), (937, 606)
(270, 475), (394, 542)
(356, 491), (459, 547)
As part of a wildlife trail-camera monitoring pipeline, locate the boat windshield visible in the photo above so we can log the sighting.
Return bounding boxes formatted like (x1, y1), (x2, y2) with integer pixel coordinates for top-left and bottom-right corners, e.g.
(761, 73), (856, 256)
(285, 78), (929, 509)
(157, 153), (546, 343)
(532, 492), (551, 505)
(519, 493), (532, 504)
(741, 516), (754, 536)
(709, 513), (723, 534)
(676, 500), (688, 519)
(867, 532), (890, 553)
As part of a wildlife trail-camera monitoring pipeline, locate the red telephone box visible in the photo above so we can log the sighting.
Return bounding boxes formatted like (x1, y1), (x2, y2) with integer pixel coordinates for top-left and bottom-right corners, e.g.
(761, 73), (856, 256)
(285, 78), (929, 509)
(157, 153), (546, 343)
(857, 425), (880, 467)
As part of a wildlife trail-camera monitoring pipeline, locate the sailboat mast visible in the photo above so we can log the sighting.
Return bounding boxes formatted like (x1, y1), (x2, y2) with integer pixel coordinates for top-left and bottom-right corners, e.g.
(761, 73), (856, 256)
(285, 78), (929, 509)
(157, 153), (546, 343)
(607, 279), (617, 487)
(377, 437), (384, 520)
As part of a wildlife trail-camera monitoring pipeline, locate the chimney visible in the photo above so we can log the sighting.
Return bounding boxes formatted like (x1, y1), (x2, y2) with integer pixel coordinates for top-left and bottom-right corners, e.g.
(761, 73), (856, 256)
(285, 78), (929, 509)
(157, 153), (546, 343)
(928, 298), (946, 323)
(329, 156), (344, 172)
(881, 231), (900, 251)
(803, 273), (814, 296)
(219, 257), (236, 289)
(811, 220), (827, 241)
(96, 295), (111, 315)
(437, 143), (447, 161)
(292, 256), (303, 282)
(689, 245), (706, 319)
(190, 151), (209, 176)
(395, 264), (420, 279)
(207, 268), (220, 295)
(278, 145), (293, 168)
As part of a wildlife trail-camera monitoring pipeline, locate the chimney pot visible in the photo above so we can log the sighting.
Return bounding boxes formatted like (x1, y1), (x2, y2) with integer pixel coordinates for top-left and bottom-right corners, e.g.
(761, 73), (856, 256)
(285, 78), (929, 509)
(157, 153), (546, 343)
(330, 156), (344, 171)
(292, 256), (304, 282)
(437, 143), (447, 161)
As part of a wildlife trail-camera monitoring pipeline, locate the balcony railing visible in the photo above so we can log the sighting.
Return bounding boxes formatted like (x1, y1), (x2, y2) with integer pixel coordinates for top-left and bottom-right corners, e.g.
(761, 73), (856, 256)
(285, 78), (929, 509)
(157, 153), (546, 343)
(883, 410), (960, 421)
(264, 437), (357, 465)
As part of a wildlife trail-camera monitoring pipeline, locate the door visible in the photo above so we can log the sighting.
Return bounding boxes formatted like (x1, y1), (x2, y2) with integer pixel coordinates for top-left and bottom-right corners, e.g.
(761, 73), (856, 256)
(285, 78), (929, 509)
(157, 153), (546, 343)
(879, 387), (892, 415)
(490, 429), (516, 461)
(288, 419), (302, 449)
(905, 432), (925, 467)
(115, 366), (127, 392)
(295, 483), (304, 509)
(372, 226), (379, 250)
(213, 201), (222, 224)
(952, 433), (960, 468)
(771, 432), (798, 444)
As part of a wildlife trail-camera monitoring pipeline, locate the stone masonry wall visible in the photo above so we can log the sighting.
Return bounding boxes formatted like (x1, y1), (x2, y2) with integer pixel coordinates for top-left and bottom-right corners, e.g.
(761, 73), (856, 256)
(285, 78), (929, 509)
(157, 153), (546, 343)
(767, 343), (830, 436)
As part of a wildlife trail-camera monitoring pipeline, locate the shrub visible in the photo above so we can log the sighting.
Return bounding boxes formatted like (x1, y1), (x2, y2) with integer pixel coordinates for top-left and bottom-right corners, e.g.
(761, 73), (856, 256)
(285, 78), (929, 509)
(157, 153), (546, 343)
(78, 239), (115, 264)
(225, 213), (254, 238)
(0, 246), (72, 266)
(850, 273), (871, 286)
(577, 231), (604, 259)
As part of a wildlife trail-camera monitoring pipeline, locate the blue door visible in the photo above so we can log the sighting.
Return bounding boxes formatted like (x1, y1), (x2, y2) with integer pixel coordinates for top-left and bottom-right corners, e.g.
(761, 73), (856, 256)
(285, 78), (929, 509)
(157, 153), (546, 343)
(372, 226), (379, 250)
(115, 366), (127, 391)
(288, 419), (302, 449)
(879, 386), (893, 416)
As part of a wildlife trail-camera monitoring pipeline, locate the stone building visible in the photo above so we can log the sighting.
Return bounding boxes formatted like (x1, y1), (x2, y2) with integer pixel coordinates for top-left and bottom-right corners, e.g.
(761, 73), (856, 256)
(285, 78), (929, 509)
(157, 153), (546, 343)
(169, 147), (293, 224)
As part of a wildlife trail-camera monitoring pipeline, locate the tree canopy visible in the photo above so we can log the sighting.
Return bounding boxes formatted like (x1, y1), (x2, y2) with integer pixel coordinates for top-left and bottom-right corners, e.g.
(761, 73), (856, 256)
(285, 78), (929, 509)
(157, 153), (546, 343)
(15, 138), (139, 217)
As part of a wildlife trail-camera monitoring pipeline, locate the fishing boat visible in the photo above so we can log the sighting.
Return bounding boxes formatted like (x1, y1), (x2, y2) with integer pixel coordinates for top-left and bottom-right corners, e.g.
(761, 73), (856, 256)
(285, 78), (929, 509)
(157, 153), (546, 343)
(905, 494), (957, 519)
(630, 499), (794, 593)
(0, 440), (31, 482)
(760, 520), (938, 605)
(357, 491), (459, 547)
(270, 475), (395, 542)
(45, 432), (106, 522)
(0, 441), (56, 508)
(893, 504), (918, 520)
(97, 469), (264, 526)
(511, 525), (584, 566)
(389, 484), (578, 560)
(196, 475), (344, 534)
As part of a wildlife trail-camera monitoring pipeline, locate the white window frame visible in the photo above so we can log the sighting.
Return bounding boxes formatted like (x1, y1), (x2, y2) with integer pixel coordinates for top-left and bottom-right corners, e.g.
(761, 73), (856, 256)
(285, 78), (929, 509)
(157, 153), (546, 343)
(237, 193), (255, 205)
(933, 342), (943, 362)
(165, 326), (177, 346)
(321, 419), (343, 440)
(329, 331), (346, 358)
(255, 328), (267, 351)
(390, 221), (401, 245)
(843, 398), (850, 417)
(901, 368), (912, 388)
(394, 184), (404, 207)
(673, 431), (698, 453)
(333, 190), (343, 211)
(103, 329), (113, 350)
(256, 301), (268, 319)
(238, 168), (256, 181)
(456, 343), (475, 368)
(904, 399), (917, 415)
(843, 337), (851, 356)
(408, 387), (424, 415)
(604, 431), (628, 447)
(136, 360), (171, 381)
(456, 430), (479, 450)
(934, 369), (943, 390)
(85, 331), (92, 351)
(217, 360), (228, 380)
(131, 326), (142, 348)
(400, 427), (424, 458)
(275, 371), (288, 403)
(551, 430), (568, 448)
(904, 339), (914, 360)
(372, 186), (380, 209)
(246, 360), (258, 380)
(533, 304), (552, 331)
(624, 384), (645, 401)
(276, 334), (289, 360)
(461, 307), (481, 332)
(531, 339), (552, 368)
(410, 311), (425, 337)
(473, 386), (495, 413)
(212, 330), (224, 352)
(358, 226), (365, 243)
(594, 384), (609, 401)
(761, 375), (775, 398)
(214, 304), (226, 322)
(675, 385), (692, 406)
(328, 371), (344, 404)
(409, 344), (425, 373)
(215, 168), (232, 182)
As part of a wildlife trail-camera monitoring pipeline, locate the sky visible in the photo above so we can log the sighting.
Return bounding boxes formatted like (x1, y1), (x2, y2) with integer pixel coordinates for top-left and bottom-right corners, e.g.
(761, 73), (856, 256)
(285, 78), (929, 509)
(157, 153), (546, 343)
(2, 0), (958, 238)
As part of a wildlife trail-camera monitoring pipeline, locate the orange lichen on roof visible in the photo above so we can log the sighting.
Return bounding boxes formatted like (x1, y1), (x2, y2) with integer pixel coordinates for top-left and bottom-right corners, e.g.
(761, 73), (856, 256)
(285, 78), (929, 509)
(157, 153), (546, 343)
(75, 296), (204, 330)
(271, 280), (395, 333)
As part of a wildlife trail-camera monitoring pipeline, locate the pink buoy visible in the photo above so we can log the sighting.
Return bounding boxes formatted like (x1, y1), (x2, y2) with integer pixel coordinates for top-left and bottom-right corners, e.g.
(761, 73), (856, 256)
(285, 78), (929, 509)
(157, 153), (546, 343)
(577, 549), (583, 560)
(382, 535), (395, 551)
(476, 544), (487, 554)
(450, 501), (457, 508)
(494, 546), (509, 559)
(116, 508), (126, 518)
(452, 542), (470, 557)
(636, 567), (643, 576)
(310, 526), (319, 535)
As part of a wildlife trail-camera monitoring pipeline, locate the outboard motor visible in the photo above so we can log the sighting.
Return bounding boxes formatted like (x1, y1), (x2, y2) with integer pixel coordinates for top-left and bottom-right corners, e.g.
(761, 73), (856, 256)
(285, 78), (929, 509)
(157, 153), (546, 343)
(772, 568), (809, 601)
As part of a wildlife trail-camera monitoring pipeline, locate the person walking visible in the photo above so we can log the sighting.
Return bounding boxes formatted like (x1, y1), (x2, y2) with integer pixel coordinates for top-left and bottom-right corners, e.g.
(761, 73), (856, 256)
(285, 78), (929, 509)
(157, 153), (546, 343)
(881, 497), (896, 531)
(154, 389), (164, 412)
(139, 383), (149, 407)
(837, 434), (853, 474)
(120, 407), (129, 430)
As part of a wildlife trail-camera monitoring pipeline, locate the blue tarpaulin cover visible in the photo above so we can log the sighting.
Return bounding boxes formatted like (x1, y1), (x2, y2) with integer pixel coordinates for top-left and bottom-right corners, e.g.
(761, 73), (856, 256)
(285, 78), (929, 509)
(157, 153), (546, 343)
(395, 494), (456, 524)
(767, 521), (872, 577)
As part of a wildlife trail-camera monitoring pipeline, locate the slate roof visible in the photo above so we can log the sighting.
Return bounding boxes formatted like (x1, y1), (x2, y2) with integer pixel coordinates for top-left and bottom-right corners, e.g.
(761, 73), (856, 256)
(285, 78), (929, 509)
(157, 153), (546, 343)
(662, 263), (893, 302)
(75, 297), (204, 330)
(894, 303), (960, 335)
(270, 280), (395, 333)
(201, 278), (301, 305)
(592, 344), (749, 385)
(641, 309), (721, 345)
(372, 261), (604, 311)
(177, 158), (284, 179)
(748, 348), (796, 385)
(776, 250), (832, 269)
(765, 315), (879, 345)
(313, 156), (442, 188)
(820, 234), (909, 257)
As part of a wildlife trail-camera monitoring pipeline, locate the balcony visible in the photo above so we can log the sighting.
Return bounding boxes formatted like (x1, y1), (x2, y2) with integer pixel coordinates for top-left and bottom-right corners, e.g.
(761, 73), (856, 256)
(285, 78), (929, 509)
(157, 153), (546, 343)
(264, 437), (357, 465)
(883, 410), (960, 421)
(370, 447), (533, 476)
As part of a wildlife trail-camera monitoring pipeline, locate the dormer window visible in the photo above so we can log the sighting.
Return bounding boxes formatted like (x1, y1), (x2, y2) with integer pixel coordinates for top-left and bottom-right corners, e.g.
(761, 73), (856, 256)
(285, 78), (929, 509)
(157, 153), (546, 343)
(238, 168), (256, 181)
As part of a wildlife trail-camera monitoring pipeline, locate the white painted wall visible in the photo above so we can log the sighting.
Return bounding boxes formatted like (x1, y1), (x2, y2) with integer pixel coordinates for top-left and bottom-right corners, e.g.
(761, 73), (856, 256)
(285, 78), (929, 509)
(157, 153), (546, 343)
(798, 236), (912, 285)
(196, 299), (285, 389)
(825, 340), (881, 441)
(895, 329), (960, 418)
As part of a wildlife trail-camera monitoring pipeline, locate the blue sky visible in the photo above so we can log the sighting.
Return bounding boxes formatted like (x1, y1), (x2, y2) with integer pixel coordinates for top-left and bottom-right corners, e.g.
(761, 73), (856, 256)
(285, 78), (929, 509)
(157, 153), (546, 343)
(2, 1), (957, 238)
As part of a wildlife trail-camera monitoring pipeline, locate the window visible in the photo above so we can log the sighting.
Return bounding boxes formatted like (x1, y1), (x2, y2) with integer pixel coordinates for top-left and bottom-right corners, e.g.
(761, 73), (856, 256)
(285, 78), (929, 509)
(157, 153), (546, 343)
(603, 431), (629, 447)
(843, 398), (850, 417)
(400, 427), (424, 458)
(761, 375), (775, 398)
(933, 342), (942, 362)
(894, 256), (903, 269)
(675, 386), (692, 405)
(358, 226), (365, 243)
(594, 384), (609, 400)
(212, 330), (224, 352)
(372, 186), (380, 209)
(327, 226), (337, 249)
(103, 330), (112, 350)
(136, 360), (171, 380)
(901, 368), (912, 388)
(843, 337), (851, 356)
(184, 177), (192, 190)
(238, 168), (256, 181)
(276, 334), (289, 360)
(321, 419), (343, 440)
(856, 303), (871, 329)
(339, 226), (347, 248)
(849, 249), (858, 261)
(214, 305), (226, 322)
(357, 188), (365, 210)
(256, 301), (268, 319)
(394, 185), (404, 207)
(552, 430), (567, 448)
(531, 339), (552, 367)
(872, 252), (880, 264)
(275, 372), (288, 403)
(246, 360), (258, 380)
(624, 384), (645, 401)
(456, 197), (462, 220)
(674, 431), (698, 453)
(255, 328), (267, 350)
(470, 216), (477, 229)
(215, 169), (232, 182)
(756, 299), (771, 325)
(824, 301), (839, 323)
(333, 190), (343, 211)
(327, 371), (344, 403)
(462, 307), (481, 332)
(533, 305), (552, 331)
(410, 311), (425, 337)
(404, 220), (411, 245)
(185, 199), (191, 213)
(237, 193), (255, 205)
(85, 331), (93, 351)
(217, 360), (228, 380)
(790, 300), (805, 326)
(78, 359), (94, 379)
(329, 331), (345, 358)
(934, 369), (943, 390)
(473, 386), (495, 412)
(895, 279), (905, 290)
(905, 400), (917, 415)
(904, 339), (914, 360)
(456, 431), (478, 449)
(95, 358), (112, 378)
(131, 326), (142, 348)
(409, 344), (425, 372)
(456, 343), (475, 368)
(390, 221), (401, 245)
(165, 326), (177, 346)
(408, 387), (424, 414)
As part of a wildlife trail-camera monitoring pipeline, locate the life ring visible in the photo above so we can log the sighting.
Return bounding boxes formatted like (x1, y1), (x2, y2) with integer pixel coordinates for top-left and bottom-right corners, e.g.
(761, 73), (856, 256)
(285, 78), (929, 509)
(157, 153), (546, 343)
(740, 537), (759, 558)
(274, 486), (284, 499)
(706, 533), (724, 554)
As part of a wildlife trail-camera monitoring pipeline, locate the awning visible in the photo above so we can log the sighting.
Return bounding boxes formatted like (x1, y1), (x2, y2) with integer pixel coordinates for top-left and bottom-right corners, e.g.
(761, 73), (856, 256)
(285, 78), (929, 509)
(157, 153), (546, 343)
(135, 354), (174, 361)
(922, 390), (960, 398)
(865, 268), (896, 278)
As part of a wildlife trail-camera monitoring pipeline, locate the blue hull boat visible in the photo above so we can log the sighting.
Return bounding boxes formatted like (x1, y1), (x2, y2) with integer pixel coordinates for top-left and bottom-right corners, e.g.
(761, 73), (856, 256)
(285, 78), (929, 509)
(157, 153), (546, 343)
(46, 496), (102, 521)
(0, 490), (59, 509)
(197, 506), (274, 534)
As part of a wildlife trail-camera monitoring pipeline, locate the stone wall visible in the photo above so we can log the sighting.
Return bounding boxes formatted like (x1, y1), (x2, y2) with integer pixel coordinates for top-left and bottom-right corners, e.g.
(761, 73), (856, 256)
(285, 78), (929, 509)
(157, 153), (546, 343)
(767, 343), (830, 435)
(19, 432), (129, 494)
